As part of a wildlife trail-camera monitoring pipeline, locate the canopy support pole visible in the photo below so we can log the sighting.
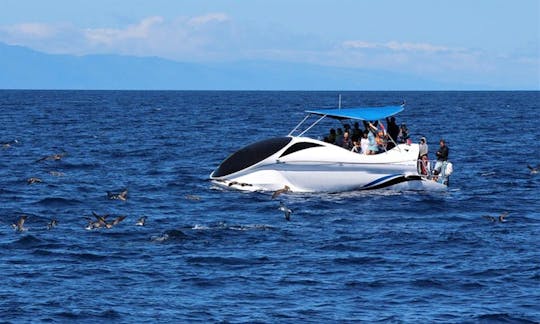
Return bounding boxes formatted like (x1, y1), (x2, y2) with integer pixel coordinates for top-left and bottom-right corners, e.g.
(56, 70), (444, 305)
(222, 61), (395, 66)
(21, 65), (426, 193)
(298, 115), (327, 137)
(287, 114), (311, 136)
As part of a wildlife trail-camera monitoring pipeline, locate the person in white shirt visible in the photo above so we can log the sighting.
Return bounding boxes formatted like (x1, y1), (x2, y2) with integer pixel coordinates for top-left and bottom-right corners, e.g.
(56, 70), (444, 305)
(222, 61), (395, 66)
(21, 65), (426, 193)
(360, 131), (370, 155)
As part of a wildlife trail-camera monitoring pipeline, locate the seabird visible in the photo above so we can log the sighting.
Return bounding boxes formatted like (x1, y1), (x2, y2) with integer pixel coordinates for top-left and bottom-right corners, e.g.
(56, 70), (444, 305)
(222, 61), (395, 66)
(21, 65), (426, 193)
(278, 202), (292, 221)
(482, 215), (497, 223)
(272, 185), (291, 199)
(185, 194), (201, 201)
(135, 216), (147, 226)
(85, 220), (100, 230)
(47, 218), (58, 230)
(36, 153), (65, 163)
(105, 215), (127, 229)
(1, 139), (19, 149)
(12, 215), (27, 232)
(482, 212), (509, 223)
(152, 233), (169, 242)
(527, 165), (539, 174)
(27, 177), (43, 185)
(85, 211), (109, 230)
(107, 189), (128, 201)
(498, 212), (509, 222)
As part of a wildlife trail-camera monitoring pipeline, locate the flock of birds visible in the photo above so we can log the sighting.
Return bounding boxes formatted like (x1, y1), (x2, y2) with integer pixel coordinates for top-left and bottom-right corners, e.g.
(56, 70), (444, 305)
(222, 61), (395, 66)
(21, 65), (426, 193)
(5, 141), (538, 233)
(10, 186), (149, 233)
(4, 147), (296, 234)
(4, 149), (155, 233)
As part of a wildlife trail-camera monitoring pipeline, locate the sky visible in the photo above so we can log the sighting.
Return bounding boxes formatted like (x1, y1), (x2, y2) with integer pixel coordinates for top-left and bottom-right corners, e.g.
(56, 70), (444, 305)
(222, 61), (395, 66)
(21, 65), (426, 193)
(1, 0), (539, 89)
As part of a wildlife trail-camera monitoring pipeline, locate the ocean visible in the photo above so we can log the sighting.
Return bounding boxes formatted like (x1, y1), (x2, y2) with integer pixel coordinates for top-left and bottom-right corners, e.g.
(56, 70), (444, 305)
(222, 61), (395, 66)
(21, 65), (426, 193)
(0, 90), (539, 323)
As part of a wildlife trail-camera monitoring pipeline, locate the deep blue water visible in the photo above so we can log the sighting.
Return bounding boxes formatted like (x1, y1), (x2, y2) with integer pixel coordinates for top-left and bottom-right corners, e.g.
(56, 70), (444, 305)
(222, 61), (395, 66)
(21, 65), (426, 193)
(1, 90), (539, 323)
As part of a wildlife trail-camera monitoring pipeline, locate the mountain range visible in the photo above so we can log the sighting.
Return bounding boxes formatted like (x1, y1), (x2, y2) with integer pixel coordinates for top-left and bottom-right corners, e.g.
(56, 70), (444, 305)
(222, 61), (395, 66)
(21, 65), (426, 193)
(0, 42), (480, 90)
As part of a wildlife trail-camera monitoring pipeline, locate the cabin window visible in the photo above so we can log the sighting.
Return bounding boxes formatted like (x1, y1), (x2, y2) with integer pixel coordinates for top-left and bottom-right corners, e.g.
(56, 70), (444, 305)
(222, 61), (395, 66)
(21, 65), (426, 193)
(279, 142), (323, 158)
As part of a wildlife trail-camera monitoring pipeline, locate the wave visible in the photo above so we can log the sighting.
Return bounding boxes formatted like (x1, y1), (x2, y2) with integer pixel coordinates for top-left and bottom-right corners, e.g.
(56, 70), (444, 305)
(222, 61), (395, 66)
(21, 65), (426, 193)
(333, 256), (387, 265)
(55, 309), (122, 320)
(188, 222), (275, 232)
(344, 280), (388, 288)
(472, 313), (538, 323)
(11, 234), (43, 247)
(150, 229), (188, 242)
(35, 197), (82, 206)
(70, 252), (109, 261)
(186, 255), (270, 266)
(411, 278), (445, 289)
(61, 162), (100, 170)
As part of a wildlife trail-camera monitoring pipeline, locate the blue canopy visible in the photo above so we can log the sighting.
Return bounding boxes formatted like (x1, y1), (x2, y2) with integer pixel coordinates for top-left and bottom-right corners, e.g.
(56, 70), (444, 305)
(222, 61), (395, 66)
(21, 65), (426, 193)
(306, 105), (404, 121)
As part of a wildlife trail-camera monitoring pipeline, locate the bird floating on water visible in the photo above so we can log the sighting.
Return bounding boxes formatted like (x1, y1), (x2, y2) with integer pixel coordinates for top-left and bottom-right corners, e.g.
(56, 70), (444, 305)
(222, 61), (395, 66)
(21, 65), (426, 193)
(47, 218), (58, 230)
(12, 215), (27, 232)
(107, 189), (128, 201)
(527, 164), (539, 174)
(135, 216), (147, 226)
(85, 212), (126, 229)
(85, 211), (109, 230)
(27, 177), (42, 185)
(36, 152), (65, 163)
(278, 202), (292, 221)
(482, 212), (509, 223)
(272, 185), (290, 199)
(185, 194), (201, 201)
(1, 139), (19, 149)
(2, 139), (19, 149)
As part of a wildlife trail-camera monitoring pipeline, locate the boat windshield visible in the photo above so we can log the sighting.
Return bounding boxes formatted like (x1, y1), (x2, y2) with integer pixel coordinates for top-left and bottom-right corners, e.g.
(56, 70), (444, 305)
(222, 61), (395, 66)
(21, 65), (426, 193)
(212, 137), (292, 177)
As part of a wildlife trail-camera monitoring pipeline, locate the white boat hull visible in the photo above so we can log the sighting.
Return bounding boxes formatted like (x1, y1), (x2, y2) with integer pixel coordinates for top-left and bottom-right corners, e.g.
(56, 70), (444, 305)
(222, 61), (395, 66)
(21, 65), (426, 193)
(210, 136), (447, 193)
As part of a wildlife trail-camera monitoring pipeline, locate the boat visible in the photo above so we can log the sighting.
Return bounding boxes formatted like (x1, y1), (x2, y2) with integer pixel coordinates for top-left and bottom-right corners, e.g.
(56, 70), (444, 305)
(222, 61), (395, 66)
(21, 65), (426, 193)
(210, 104), (451, 192)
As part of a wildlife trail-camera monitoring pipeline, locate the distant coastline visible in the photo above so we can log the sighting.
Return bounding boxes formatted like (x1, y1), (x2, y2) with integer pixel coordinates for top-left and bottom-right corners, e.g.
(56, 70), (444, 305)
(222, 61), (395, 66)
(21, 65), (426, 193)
(3, 43), (536, 91)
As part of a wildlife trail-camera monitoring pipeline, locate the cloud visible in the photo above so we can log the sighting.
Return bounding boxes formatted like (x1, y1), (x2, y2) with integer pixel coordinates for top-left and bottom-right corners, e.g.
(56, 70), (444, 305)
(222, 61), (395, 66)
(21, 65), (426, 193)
(0, 14), (235, 59)
(187, 13), (230, 26)
(84, 16), (164, 45)
(342, 40), (453, 53)
(0, 15), (537, 88)
(0, 22), (60, 40)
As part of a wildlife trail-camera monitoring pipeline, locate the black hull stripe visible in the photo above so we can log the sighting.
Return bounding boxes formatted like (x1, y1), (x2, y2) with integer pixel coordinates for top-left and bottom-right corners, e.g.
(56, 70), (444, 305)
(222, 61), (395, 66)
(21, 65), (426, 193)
(361, 175), (423, 190)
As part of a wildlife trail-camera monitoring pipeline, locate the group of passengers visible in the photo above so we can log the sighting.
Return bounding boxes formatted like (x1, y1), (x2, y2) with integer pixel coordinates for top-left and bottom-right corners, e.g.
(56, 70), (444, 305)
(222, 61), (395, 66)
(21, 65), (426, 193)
(323, 117), (410, 155)
(322, 117), (450, 182)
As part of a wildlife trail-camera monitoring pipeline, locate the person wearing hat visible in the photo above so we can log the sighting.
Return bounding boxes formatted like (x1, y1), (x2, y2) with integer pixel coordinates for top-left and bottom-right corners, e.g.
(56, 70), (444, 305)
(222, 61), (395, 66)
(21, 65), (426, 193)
(419, 137), (429, 159)
(418, 137), (429, 175)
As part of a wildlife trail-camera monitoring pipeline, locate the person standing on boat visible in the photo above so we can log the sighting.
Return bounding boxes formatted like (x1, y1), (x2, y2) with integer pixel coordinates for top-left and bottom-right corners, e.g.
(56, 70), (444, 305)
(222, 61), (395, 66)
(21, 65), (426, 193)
(325, 128), (337, 143)
(352, 122), (362, 141)
(334, 128), (344, 145)
(386, 116), (400, 149)
(434, 139), (449, 174)
(398, 123), (410, 143)
(360, 131), (369, 154)
(366, 123), (379, 154)
(419, 137), (429, 158)
(418, 137), (430, 175)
